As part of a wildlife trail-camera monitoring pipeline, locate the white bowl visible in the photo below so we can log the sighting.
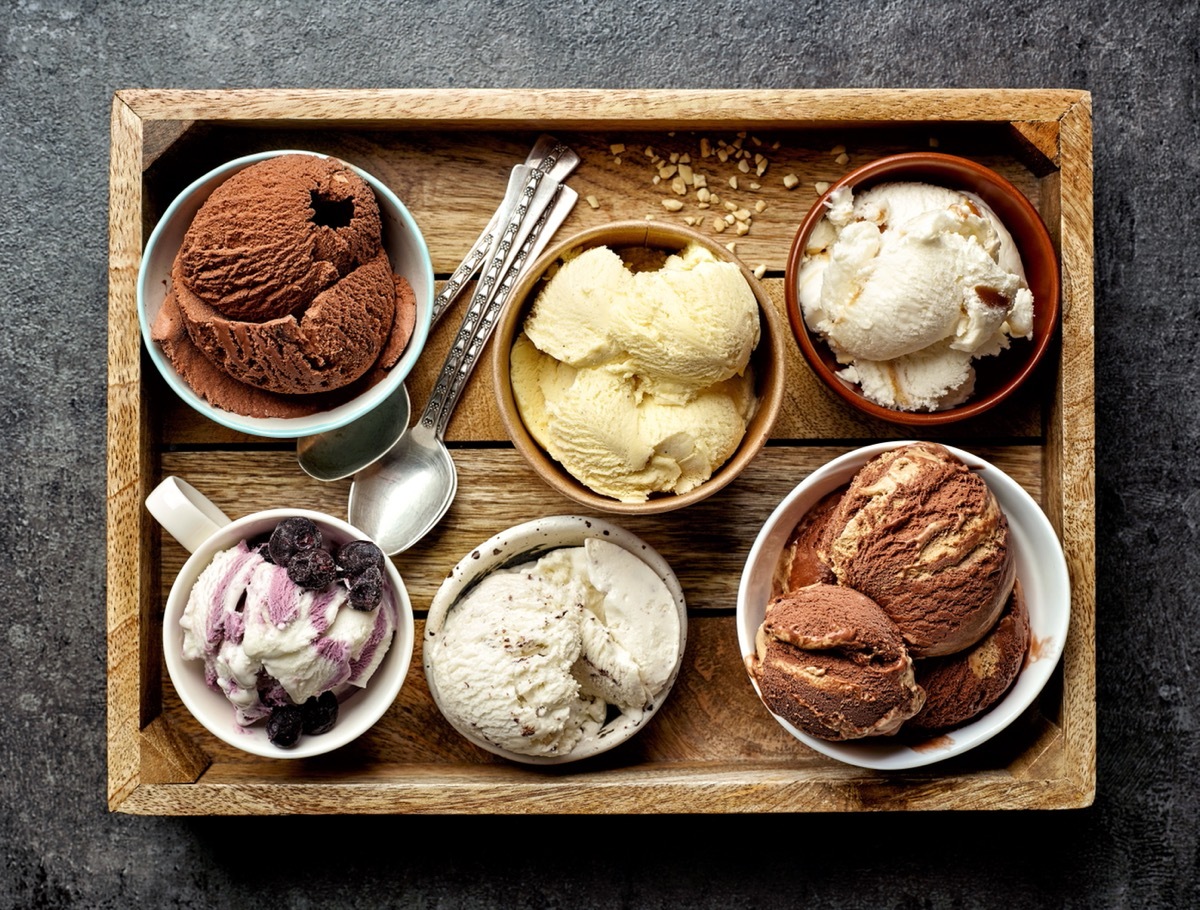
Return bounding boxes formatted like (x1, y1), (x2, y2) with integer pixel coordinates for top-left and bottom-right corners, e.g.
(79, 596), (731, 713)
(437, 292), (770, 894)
(424, 516), (688, 765)
(736, 441), (1070, 771)
(161, 504), (415, 759)
(137, 149), (434, 439)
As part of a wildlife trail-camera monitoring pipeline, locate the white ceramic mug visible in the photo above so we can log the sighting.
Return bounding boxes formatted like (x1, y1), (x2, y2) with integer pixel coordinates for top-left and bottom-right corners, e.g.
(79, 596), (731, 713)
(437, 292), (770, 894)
(147, 476), (415, 759)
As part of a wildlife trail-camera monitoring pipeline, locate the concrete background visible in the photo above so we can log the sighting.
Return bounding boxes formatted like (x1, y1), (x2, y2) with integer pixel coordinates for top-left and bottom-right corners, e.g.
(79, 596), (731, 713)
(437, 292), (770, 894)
(2, 0), (1196, 906)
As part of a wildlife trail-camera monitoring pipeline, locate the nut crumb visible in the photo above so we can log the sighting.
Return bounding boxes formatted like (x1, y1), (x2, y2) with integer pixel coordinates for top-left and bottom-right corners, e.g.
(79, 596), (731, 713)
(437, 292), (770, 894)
(700, 138), (712, 157)
(614, 157), (622, 166)
(684, 216), (697, 226)
(725, 241), (737, 252)
(652, 175), (661, 185)
(697, 202), (710, 209)
(738, 158), (751, 174)
(783, 174), (800, 189)
(729, 176), (739, 190)
(586, 195), (599, 209)
(645, 146), (656, 157)
(724, 213), (736, 225)
(671, 176), (687, 195)
(713, 218), (726, 233)
(724, 200), (738, 212)
(830, 144), (846, 155)
(610, 143), (626, 155)
(753, 264), (767, 279)
(661, 198), (684, 211)
(749, 181), (761, 190)
(696, 187), (711, 203)
(835, 152), (849, 165)
(659, 164), (677, 179)
(814, 181), (830, 194)
(693, 174), (707, 189)
(754, 199), (767, 213)
(734, 208), (751, 222)
(735, 221), (750, 236)
(679, 163), (694, 184)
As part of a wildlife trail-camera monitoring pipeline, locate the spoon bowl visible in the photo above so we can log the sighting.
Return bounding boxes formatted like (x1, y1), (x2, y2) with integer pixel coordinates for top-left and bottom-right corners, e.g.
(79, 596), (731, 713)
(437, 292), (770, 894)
(297, 382), (412, 482)
(347, 422), (457, 555)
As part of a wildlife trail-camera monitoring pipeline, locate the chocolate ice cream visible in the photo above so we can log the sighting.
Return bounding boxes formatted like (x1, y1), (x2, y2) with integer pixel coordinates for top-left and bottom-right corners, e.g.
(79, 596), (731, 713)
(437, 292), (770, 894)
(151, 153), (418, 419)
(750, 583), (925, 741)
(774, 488), (843, 596)
(906, 580), (1031, 734)
(818, 442), (1016, 658)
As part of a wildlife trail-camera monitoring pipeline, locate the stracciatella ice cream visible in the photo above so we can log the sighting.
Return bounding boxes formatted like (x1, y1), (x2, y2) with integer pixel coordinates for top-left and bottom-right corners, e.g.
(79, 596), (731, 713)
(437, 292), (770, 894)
(510, 242), (760, 502)
(425, 538), (681, 758)
(797, 181), (1034, 412)
(152, 153), (418, 419)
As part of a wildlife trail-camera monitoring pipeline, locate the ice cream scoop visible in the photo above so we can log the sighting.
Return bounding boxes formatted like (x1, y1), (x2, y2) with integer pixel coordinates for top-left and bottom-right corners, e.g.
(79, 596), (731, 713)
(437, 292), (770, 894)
(426, 536), (682, 759)
(817, 442), (1016, 658)
(750, 583), (925, 741)
(797, 179), (1034, 413)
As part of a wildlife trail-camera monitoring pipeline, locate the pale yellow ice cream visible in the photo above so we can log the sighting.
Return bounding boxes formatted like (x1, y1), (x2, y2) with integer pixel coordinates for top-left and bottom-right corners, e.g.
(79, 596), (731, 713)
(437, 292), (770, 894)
(511, 242), (760, 502)
(797, 182), (1035, 412)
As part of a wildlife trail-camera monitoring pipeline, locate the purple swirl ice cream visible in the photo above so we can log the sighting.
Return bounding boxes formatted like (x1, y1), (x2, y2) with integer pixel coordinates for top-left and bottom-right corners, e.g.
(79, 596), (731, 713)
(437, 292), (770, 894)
(179, 528), (397, 737)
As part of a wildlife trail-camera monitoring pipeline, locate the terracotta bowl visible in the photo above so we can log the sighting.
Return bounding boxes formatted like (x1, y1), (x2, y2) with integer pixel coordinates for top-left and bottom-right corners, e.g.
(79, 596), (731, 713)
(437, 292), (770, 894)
(492, 220), (786, 515)
(784, 152), (1060, 426)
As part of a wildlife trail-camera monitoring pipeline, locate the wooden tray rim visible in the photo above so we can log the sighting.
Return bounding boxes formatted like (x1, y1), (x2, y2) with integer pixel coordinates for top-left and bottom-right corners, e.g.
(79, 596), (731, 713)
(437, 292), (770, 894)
(107, 88), (1095, 815)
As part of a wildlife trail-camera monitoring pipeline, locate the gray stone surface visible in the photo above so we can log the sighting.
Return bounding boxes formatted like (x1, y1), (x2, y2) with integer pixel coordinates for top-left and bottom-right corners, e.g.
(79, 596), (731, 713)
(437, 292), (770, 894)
(2, 0), (1196, 906)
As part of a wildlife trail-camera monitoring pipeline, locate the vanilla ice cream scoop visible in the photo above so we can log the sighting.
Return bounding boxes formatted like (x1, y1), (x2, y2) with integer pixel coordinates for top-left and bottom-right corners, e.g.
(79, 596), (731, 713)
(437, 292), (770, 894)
(426, 538), (682, 758)
(798, 181), (1035, 412)
(512, 242), (760, 502)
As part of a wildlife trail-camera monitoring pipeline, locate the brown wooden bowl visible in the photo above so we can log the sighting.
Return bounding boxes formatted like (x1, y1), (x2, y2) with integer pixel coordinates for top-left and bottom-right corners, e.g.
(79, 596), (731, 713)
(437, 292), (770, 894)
(784, 152), (1061, 426)
(492, 220), (786, 515)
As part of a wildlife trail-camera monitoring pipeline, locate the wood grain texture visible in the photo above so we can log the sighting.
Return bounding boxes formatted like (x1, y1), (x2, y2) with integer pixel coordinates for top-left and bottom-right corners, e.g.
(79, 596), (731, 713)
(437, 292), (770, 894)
(107, 88), (1095, 814)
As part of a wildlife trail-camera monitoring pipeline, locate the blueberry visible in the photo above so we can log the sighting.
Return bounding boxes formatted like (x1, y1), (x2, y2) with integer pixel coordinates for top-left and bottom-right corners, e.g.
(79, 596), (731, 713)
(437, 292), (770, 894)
(287, 547), (338, 589)
(266, 705), (303, 747)
(302, 691), (339, 736)
(347, 565), (384, 611)
(336, 539), (384, 578)
(268, 517), (322, 567)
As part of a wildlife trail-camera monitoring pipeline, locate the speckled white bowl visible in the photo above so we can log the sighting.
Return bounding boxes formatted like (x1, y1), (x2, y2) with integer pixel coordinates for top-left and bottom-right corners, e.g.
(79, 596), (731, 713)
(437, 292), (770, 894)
(736, 441), (1070, 771)
(137, 149), (434, 439)
(424, 515), (688, 766)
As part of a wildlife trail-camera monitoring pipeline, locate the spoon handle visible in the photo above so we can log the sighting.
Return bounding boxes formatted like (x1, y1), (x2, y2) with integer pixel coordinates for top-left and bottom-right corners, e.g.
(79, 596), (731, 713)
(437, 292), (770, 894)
(427, 182), (577, 438)
(429, 136), (579, 326)
(419, 145), (575, 434)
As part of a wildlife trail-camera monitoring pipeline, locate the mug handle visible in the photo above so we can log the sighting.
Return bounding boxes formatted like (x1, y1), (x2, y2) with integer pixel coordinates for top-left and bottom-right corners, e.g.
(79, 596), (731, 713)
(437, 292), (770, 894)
(145, 476), (232, 553)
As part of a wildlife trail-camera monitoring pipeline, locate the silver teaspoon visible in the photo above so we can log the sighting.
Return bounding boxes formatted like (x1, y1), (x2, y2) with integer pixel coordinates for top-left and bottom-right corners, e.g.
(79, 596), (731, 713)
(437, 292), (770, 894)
(348, 182), (577, 554)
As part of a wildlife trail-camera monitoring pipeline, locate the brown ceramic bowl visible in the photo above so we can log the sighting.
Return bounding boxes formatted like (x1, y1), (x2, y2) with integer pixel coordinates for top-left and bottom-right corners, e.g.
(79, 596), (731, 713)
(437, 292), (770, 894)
(784, 152), (1060, 426)
(493, 220), (786, 515)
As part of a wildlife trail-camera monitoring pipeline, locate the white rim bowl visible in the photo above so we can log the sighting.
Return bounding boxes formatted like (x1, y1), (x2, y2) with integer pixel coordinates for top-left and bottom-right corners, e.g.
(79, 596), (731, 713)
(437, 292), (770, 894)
(137, 149), (434, 439)
(424, 515), (688, 765)
(162, 508), (415, 759)
(736, 441), (1070, 771)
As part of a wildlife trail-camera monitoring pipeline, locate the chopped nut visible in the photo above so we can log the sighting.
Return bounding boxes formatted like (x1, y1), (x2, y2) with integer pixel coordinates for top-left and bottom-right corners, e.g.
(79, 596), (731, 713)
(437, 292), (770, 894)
(725, 200), (738, 212)
(684, 216), (697, 226)
(700, 138), (712, 157)
(586, 195), (599, 209)
(830, 144), (846, 155)
(693, 174), (708, 189)
(661, 198), (684, 211)
(754, 200), (767, 213)
(652, 175), (661, 185)
(735, 221), (750, 236)
(679, 153), (691, 164)
(659, 164), (677, 179)
(697, 202), (710, 209)
(726, 241), (737, 252)
(645, 214), (655, 220)
(772, 140), (781, 149)
(671, 176), (687, 195)
(749, 182), (761, 191)
(734, 208), (751, 222)
(736, 130), (747, 139)
(753, 264), (767, 279)
(610, 143), (626, 155)
(724, 213), (736, 225)
(751, 135), (763, 147)
(814, 181), (830, 194)
(679, 163), (694, 184)
(835, 152), (849, 165)
(696, 187), (711, 203)
(669, 151), (680, 164)
(709, 193), (721, 206)
(728, 176), (738, 190)
(717, 149), (729, 163)
(738, 158), (750, 173)
(756, 160), (768, 177)
(645, 146), (656, 157)
(614, 157), (622, 166)
(713, 218), (726, 233)
(783, 173), (800, 189)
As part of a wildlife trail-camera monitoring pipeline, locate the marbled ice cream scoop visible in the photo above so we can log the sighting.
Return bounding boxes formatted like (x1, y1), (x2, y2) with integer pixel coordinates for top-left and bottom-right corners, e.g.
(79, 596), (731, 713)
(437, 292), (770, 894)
(818, 442), (1016, 658)
(750, 583), (925, 741)
(179, 540), (397, 726)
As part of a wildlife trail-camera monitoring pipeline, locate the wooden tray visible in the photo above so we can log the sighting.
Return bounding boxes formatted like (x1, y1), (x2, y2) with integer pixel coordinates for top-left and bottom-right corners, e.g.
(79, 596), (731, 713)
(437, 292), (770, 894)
(107, 89), (1095, 814)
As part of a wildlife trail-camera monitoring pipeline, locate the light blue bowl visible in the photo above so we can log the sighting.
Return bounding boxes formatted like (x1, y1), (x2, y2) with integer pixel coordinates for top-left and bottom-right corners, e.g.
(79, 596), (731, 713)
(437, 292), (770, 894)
(137, 149), (434, 439)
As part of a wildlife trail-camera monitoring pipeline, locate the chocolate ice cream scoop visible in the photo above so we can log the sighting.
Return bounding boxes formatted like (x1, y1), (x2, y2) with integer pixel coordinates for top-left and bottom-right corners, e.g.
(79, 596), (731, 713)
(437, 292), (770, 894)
(750, 583), (925, 741)
(773, 487), (843, 596)
(819, 442), (1016, 658)
(906, 579), (1031, 734)
(178, 154), (383, 322)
